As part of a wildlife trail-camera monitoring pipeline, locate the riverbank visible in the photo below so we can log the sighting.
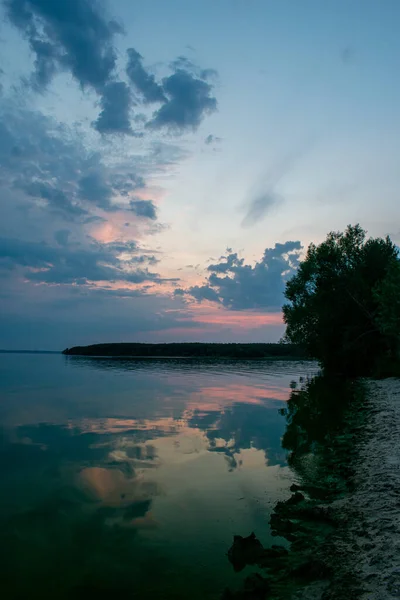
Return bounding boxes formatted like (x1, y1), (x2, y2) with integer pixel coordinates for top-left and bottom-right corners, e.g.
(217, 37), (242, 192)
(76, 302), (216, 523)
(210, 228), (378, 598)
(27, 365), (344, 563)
(295, 377), (400, 600)
(327, 379), (400, 599)
(222, 375), (400, 599)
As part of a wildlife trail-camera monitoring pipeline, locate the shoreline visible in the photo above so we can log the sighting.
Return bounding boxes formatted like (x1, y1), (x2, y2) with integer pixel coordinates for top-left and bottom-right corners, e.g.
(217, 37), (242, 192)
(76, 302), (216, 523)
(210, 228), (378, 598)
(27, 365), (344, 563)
(223, 375), (400, 599)
(328, 379), (400, 599)
(295, 377), (400, 600)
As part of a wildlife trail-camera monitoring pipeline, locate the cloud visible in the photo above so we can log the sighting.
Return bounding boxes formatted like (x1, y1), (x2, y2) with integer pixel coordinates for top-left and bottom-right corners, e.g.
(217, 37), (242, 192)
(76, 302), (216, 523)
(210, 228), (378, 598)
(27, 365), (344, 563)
(110, 173), (146, 195)
(205, 134), (222, 145)
(129, 199), (157, 220)
(169, 56), (196, 72)
(0, 102), (90, 219)
(5, 2), (219, 137)
(54, 229), (70, 246)
(184, 285), (221, 303)
(0, 99), (154, 219)
(207, 252), (244, 273)
(126, 48), (166, 104)
(180, 241), (303, 311)
(93, 81), (133, 135)
(241, 191), (281, 227)
(18, 180), (88, 217)
(4, 0), (121, 92)
(241, 147), (313, 227)
(79, 172), (112, 210)
(147, 69), (217, 133)
(4, 0), (135, 135)
(129, 254), (159, 265)
(0, 283), (192, 350)
(0, 236), (165, 286)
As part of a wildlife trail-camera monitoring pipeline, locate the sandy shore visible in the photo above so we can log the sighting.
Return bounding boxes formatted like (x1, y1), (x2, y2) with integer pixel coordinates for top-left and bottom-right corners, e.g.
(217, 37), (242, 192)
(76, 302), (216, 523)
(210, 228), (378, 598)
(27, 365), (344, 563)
(342, 379), (400, 599)
(294, 378), (400, 600)
(316, 378), (400, 600)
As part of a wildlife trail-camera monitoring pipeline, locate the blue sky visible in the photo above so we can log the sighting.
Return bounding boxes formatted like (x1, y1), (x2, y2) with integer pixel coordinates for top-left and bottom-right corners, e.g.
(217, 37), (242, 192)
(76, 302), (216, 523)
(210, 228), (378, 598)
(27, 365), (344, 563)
(1, 0), (400, 349)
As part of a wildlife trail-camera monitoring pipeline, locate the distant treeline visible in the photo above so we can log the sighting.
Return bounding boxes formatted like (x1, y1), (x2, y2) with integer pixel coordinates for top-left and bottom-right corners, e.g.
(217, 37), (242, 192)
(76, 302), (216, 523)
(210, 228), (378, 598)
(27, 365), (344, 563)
(62, 342), (306, 359)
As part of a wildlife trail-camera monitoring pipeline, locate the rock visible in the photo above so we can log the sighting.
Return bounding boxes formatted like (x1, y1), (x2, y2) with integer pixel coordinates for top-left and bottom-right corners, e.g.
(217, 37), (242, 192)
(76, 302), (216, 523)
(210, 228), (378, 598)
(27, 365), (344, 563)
(290, 483), (302, 493)
(244, 573), (270, 597)
(227, 532), (265, 572)
(256, 544), (289, 571)
(269, 513), (297, 534)
(291, 505), (336, 524)
(291, 558), (331, 580)
(266, 545), (289, 557)
(221, 573), (270, 600)
(286, 491), (306, 505)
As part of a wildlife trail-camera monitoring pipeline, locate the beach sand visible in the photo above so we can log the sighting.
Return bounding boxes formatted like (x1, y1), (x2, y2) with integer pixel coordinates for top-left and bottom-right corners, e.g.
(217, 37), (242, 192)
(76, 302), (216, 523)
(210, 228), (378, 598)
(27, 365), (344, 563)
(342, 379), (400, 599)
(294, 378), (400, 600)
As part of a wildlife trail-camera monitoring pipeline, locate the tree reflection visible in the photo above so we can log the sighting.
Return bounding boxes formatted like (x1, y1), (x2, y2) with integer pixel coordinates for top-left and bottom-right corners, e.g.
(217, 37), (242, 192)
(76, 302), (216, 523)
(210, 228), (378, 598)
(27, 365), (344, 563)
(223, 374), (367, 599)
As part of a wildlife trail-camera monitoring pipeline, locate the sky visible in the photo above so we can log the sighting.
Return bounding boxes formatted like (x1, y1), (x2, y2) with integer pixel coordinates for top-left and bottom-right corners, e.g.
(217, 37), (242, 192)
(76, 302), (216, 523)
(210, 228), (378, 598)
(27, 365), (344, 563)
(1, 0), (400, 350)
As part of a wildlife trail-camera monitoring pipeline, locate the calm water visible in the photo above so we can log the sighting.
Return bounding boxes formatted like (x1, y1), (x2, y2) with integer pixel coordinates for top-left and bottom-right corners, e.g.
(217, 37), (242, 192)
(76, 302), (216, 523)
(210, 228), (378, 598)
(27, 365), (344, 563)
(0, 354), (317, 599)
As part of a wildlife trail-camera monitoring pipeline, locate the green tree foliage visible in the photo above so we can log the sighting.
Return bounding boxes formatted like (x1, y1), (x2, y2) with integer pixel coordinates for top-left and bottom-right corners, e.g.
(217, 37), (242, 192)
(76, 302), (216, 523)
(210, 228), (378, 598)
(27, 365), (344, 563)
(283, 224), (400, 376)
(373, 260), (400, 336)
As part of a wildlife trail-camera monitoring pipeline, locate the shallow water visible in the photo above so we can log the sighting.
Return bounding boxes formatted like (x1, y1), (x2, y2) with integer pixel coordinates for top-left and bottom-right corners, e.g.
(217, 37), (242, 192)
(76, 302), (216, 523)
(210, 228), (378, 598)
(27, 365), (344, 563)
(0, 353), (317, 599)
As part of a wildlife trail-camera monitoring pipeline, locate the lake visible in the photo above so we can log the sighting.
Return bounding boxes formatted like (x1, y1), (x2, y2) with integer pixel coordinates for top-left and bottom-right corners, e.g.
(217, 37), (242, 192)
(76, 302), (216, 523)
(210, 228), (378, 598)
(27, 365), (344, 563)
(0, 353), (317, 599)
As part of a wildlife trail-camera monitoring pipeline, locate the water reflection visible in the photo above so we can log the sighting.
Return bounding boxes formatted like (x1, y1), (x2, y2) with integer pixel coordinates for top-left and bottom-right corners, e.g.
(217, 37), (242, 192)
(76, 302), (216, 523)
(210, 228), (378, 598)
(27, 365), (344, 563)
(222, 374), (366, 599)
(0, 354), (318, 599)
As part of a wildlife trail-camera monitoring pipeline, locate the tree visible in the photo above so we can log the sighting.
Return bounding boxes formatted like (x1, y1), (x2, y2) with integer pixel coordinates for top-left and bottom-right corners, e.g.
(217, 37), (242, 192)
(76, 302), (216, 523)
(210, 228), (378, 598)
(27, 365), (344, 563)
(283, 224), (400, 376)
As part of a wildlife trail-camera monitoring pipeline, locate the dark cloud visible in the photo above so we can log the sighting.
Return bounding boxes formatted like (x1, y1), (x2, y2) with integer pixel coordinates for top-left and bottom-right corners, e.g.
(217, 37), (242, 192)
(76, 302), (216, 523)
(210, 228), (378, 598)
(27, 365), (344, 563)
(0, 101), (153, 218)
(207, 253), (244, 273)
(0, 283), (191, 350)
(4, 0), (121, 92)
(173, 288), (185, 296)
(0, 236), (164, 286)
(28, 38), (59, 90)
(126, 48), (166, 104)
(79, 172), (152, 213)
(104, 240), (138, 253)
(129, 199), (157, 220)
(204, 134), (222, 145)
(5, 2), (219, 137)
(18, 180), (88, 217)
(79, 172), (112, 210)
(110, 173), (145, 196)
(181, 241), (302, 311)
(0, 103), (89, 219)
(129, 254), (159, 265)
(4, 0), (135, 135)
(147, 69), (217, 133)
(54, 229), (70, 246)
(241, 191), (281, 227)
(185, 285), (221, 303)
(93, 81), (133, 135)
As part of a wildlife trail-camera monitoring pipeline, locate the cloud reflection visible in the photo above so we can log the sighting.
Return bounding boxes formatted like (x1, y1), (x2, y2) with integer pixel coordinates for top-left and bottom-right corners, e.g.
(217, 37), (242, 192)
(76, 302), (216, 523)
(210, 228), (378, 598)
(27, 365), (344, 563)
(0, 356), (318, 598)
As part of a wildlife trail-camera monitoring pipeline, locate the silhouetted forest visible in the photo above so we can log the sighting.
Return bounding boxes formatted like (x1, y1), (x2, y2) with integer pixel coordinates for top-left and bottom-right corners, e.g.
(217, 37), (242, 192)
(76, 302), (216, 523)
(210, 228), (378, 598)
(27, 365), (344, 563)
(283, 224), (400, 376)
(62, 342), (306, 359)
